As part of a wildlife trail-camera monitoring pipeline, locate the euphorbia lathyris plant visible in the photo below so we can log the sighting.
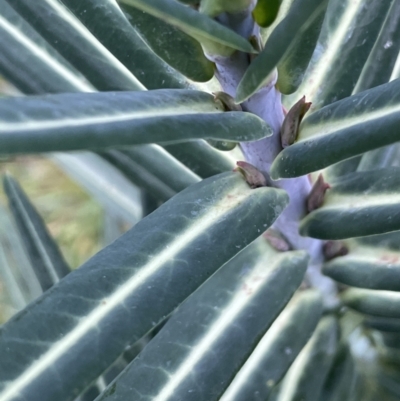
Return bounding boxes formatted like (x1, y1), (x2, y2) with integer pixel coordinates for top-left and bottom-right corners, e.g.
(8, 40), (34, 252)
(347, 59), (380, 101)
(0, 0), (400, 400)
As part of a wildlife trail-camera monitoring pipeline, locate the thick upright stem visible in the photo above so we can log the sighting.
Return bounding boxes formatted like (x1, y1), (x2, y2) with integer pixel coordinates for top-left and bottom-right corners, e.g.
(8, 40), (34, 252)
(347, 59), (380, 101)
(208, 10), (337, 305)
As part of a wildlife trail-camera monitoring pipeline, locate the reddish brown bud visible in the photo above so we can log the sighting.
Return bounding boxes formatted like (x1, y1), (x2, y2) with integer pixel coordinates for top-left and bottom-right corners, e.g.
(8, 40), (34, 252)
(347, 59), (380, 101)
(323, 241), (349, 261)
(280, 96), (312, 148)
(213, 92), (242, 112)
(263, 228), (291, 252)
(235, 161), (267, 188)
(307, 174), (331, 212)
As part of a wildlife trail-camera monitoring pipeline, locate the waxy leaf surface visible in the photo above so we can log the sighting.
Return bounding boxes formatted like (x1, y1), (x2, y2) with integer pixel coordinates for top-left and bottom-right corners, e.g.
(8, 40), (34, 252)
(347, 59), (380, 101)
(0, 172), (288, 401)
(0, 90), (271, 155)
(300, 168), (400, 240)
(271, 80), (400, 179)
(97, 239), (308, 401)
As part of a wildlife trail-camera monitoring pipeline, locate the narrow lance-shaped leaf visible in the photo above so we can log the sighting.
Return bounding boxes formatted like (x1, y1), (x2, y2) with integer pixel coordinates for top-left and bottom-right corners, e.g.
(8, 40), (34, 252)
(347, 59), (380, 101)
(0, 172), (289, 401)
(357, 144), (399, 172)
(99, 145), (200, 201)
(235, 0), (328, 103)
(0, 0), (93, 94)
(323, 245), (400, 291)
(60, 0), (194, 90)
(120, 4), (214, 82)
(271, 79), (400, 179)
(341, 288), (400, 319)
(286, 0), (393, 110)
(52, 152), (142, 224)
(96, 239), (308, 401)
(219, 290), (322, 401)
(6, 0), (145, 91)
(0, 206), (41, 312)
(0, 90), (271, 155)
(118, 0), (256, 54)
(273, 316), (338, 401)
(3, 175), (71, 292)
(163, 140), (236, 178)
(276, 0), (328, 95)
(364, 316), (400, 333)
(300, 168), (400, 240)
(320, 344), (358, 401)
(200, 0), (252, 17)
(353, 0), (400, 94)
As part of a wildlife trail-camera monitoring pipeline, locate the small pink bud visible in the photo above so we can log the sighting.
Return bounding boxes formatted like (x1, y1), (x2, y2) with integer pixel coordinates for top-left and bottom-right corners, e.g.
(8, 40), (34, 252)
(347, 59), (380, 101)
(307, 174), (331, 212)
(323, 241), (349, 260)
(280, 96), (311, 148)
(235, 161), (267, 188)
(263, 228), (291, 252)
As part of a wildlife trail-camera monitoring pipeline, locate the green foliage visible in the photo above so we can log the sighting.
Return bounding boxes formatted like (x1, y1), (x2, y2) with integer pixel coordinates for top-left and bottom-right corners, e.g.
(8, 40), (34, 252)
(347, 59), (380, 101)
(0, 0), (400, 400)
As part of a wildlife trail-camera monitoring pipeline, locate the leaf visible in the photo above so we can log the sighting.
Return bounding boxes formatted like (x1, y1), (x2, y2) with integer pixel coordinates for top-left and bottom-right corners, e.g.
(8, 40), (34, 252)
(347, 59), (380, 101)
(357, 144), (399, 172)
(0, 0), (94, 94)
(276, 1), (328, 95)
(118, 0), (255, 54)
(286, 0), (393, 110)
(99, 145), (200, 201)
(271, 79), (400, 179)
(353, 0), (400, 94)
(200, 0), (252, 18)
(357, 231), (400, 252)
(164, 141), (236, 178)
(320, 344), (358, 401)
(273, 316), (338, 401)
(3, 175), (71, 292)
(323, 246), (400, 291)
(6, 0), (145, 91)
(0, 90), (271, 155)
(219, 290), (322, 401)
(364, 316), (400, 333)
(341, 288), (400, 318)
(51, 152), (142, 223)
(235, 0), (328, 103)
(299, 168), (400, 240)
(60, 0), (195, 89)
(96, 239), (308, 401)
(0, 172), (289, 401)
(253, 0), (282, 28)
(120, 4), (214, 82)
(0, 206), (41, 312)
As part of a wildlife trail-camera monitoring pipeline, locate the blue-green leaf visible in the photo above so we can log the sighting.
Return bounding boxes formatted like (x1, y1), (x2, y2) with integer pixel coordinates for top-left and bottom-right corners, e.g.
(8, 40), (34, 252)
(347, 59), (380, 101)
(219, 290), (322, 401)
(0, 90), (271, 155)
(236, 0), (328, 102)
(121, 4), (214, 82)
(0, 172), (288, 401)
(271, 79), (400, 179)
(6, 0), (145, 91)
(0, 0), (93, 94)
(3, 175), (71, 292)
(118, 0), (255, 54)
(60, 0), (193, 89)
(96, 240), (308, 401)
(342, 288), (400, 318)
(300, 168), (400, 240)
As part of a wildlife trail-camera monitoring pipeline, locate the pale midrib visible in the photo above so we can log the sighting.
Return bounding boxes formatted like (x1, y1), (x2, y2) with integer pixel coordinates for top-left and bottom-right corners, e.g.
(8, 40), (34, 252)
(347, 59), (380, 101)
(0, 108), (217, 133)
(43, 0), (145, 90)
(0, 16), (93, 93)
(9, 183), (60, 285)
(220, 286), (298, 401)
(299, 100), (400, 141)
(297, 0), (364, 101)
(325, 192), (400, 209)
(153, 253), (279, 401)
(0, 185), (251, 401)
